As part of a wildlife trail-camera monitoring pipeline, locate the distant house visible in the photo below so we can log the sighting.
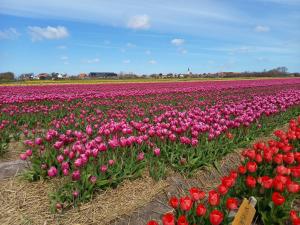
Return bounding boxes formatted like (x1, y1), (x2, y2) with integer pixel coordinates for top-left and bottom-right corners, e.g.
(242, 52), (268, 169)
(37, 73), (50, 80)
(20, 73), (34, 80)
(89, 72), (118, 79)
(78, 73), (88, 79)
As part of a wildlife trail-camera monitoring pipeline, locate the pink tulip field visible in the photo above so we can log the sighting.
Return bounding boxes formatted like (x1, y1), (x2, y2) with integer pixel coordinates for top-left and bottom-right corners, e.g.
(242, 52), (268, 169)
(0, 78), (300, 212)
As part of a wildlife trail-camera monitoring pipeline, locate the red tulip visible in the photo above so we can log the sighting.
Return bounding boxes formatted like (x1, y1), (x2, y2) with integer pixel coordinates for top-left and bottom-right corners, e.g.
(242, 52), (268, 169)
(196, 204), (206, 217)
(287, 180), (300, 193)
(255, 154), (263, 163)
(189, 187), (205, 201)
(180, 196), (193, 211)
(208, 190), (220, 206)
(260, 176), (273, 189)
(217, 184), (228, 195)
(274, 154), (283, 164)
(162, 213), (175, 225)
(272, 192), (285, 206)
(209, 209), (224, 225)
(291, 167), (300, 178)
(226, 198), (238, 210)
(246, 161), (258, 173)
(293, 218), (300, 225)
(177, 215), (189, 225)
(290, 210), (299, 221)
(238, 165), (247, 174)
(222, 176), (235, 188)
(169, 197), (179, 208)
(245, 176), (256, 188)
(283, 152), (295, 164)
(147, 220), (159, 225)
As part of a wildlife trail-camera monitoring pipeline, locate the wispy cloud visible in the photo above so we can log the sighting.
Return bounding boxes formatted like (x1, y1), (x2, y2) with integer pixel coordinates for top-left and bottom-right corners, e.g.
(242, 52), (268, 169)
(148, 59), (157, 64)
(257, 0), (300, 5)
(145, 50), (151, 55)
(60, 56), (68, 60)
(0, 27), (20, 40)
(123, 59), (131, 64)
(255, 25), (270, 32)
(127, 14), (150, 30)
(28, 26), (69, 41)
(171, 38), (185, 46)
(126, 42), (136, 48)
(57, 45), (67, 49)
(179, 48), (188, 54)
(85, 58), (100, 64)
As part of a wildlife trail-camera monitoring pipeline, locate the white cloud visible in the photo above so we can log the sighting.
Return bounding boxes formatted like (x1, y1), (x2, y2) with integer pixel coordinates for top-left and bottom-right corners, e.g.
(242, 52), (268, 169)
(123, 59), (131, 64)
(171, 38), (185, 46)
(126, 42), (136, 48)
(255, 25), (270, 32)
(0, 28), (20, 40)
(127, 14), (151, 30)
(28, 26), (69, 41)
(148, 59), (157, 64)
(180, 49), (188, 54)
(60, 56), (68, 60)
(57, 45), (67, 49)
(86, 58), (100, 63)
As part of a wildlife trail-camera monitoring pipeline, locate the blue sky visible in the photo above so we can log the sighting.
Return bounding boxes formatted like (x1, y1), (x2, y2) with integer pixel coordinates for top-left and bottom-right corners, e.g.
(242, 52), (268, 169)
(0, 0), (299, 75)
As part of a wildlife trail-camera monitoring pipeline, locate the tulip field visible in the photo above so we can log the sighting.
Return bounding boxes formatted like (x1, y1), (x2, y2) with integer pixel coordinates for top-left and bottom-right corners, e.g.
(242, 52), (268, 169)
(147, 118), (300, 225)
(0, 78), (300, 224)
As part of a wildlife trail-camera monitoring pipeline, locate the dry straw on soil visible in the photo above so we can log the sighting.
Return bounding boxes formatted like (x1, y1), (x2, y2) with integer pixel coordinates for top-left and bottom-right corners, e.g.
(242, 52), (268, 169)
(0, 173), (168, 225)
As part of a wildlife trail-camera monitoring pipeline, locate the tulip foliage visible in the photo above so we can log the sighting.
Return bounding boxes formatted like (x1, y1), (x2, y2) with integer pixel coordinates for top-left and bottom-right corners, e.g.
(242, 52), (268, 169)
(148, 117), (300, 225)
(0, 79), (299, 211)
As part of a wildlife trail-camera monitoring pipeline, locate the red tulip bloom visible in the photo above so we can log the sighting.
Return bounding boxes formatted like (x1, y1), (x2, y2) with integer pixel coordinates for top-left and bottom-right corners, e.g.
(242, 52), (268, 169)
(169, 197), (179, 208)
(283, 152), (295, 164)
(208, 190), (220, 206)
(274, 180), (285, 192)
(226, 198), (238, 210)
(189, 187), (205, 201)
(287, 180), (300, 193)
(229, 171), (238, 179)
(272, 192), (285, 206)
(147, 220), (159, 225)
(290, 210), (299, 221)
(245, 176), (256, 188)
(246, 161), (258, 173)
(260, 176), (273, 189)
(196, 204), (206, 217)
(263, 150), (273, 162)
(273, 154), (283, 164)
(162, 213), (175, 225)
(293, 218), (300, 225)
(294, 152), (300, 163)
(180, 196), (193, 211)
(222, 176), (235, 188)
(177, 215), (189, 225)
(276, 165), (290, 175)
(238, 165), (247, 174)
(291, 167), (300, 178)
(255, 154), (263, 163)
(217, 184), (228, 195)
(209, 209), (224, 225)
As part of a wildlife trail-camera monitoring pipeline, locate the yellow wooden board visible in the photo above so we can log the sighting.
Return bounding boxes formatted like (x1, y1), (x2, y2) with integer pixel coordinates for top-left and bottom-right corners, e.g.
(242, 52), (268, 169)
(232, 198), (256, 225)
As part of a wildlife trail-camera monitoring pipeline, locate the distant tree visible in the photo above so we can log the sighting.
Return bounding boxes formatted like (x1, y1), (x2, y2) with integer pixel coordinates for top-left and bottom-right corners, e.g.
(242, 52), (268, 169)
(0, 72), (15, 80)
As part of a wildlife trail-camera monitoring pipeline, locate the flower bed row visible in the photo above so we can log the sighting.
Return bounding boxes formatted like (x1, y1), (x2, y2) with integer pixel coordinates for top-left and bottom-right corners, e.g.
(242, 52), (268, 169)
(147, 117), (300, 225)
(12, 80), (299, 211)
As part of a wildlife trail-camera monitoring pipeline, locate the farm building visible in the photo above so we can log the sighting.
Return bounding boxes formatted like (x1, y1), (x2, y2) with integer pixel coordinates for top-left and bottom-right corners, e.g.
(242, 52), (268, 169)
(89, 72), (118, 79)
